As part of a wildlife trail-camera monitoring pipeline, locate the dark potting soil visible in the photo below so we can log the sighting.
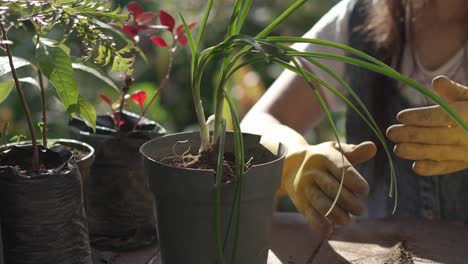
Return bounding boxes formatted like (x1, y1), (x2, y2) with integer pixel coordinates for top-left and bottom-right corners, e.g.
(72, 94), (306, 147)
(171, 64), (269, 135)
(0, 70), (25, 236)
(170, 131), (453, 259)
(161, 152), (238, 183)
(58, 143), (90, 162)
(159, 145), (271, 183)
(0, 144), (72, 172)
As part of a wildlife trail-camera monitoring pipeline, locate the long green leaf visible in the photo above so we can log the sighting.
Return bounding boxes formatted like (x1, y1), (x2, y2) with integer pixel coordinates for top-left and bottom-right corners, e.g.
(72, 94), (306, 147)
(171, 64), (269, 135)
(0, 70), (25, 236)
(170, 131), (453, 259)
(180, 14), (197, 60)
(36, 41), (78, 112)
(195, 0), (214, 51)
(0, 77), (41, 102)
(0, 80), (14, 104)
(228, 0), (244, 36)
(255, 0), (307, 39)
(72, 62), (119, 92)
(0, 56), (31, 77)
(272, 57), (398, 211)
(290, 57), (346, 216)
(214, 119), (226, 264)
(287, 51), (468, 132)
(181, 13), (210, 150)
(302, 57), (397, 205)
(265, 37), (396, 70)
(235, 0), (252, 34)
(305, 57), (397, 203)
(213, 34), (265, 143)
(276, 42), (398, 201)
(18, 77), (40, 90)
(223, 89), (244, 264)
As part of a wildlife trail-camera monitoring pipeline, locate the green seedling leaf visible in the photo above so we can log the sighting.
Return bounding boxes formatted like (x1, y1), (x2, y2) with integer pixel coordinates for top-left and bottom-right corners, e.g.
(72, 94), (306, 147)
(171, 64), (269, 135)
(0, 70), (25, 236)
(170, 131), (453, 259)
(36, 41), (79, 112)
(0, 80), (14, 104)
(69, 96), (97, 132)
(10, 134), (26, 143)
(0, 56), (31, 77)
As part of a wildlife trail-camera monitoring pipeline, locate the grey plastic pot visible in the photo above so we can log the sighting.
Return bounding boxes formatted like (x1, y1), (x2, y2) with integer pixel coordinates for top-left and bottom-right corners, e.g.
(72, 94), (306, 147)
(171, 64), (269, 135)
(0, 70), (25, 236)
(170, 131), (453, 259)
(0, 142), (93, 264)
(0, 218), (3, 264)
(140, 131), (286, 264)
(69, 111), (166, 250)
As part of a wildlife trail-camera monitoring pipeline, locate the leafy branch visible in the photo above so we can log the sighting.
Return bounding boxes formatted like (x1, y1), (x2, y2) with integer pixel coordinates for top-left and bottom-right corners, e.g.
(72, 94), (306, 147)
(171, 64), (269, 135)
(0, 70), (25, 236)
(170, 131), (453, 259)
(1, 0), (135, 74)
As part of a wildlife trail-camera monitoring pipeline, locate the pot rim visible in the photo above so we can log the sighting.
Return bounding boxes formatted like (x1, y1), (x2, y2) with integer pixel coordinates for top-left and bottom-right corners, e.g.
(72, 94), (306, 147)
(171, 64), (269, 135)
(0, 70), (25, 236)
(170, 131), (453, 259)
(140, 131), (287, 173)
(1, 138), (95, 163)
(70, 111), (167, 138)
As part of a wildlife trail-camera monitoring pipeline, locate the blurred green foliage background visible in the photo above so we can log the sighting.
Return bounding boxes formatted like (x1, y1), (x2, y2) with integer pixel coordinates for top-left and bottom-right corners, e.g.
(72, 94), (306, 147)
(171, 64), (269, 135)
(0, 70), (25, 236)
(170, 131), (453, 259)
(1, 0), (339, 143)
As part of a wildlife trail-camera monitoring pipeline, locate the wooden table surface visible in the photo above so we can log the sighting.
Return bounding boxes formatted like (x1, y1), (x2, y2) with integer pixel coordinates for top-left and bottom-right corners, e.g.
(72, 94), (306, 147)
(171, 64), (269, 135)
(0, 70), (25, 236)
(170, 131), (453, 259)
(93, 213), (468, 264)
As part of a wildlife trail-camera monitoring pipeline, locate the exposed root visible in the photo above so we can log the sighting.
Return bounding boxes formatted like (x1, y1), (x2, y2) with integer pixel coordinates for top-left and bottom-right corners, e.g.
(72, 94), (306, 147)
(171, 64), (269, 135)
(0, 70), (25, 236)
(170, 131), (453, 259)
(158, 139), (256, 184)
(160, 140), (201, 168)
(158, 140), (256, 183)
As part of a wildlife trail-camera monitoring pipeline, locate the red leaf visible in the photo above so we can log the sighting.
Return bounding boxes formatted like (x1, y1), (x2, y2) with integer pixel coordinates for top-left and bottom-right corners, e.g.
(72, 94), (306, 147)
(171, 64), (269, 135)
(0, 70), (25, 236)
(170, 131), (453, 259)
(175, 25), (184, 35)
(159, 10), (175, 32)
(189, 22), (197, 30)
(122, 25), (138, 38)
(127, 1), (144, 19)
(150, 36), (169, 47)
(130, 90), (147, 110)
(136, 12), (157, 23)
(112, 113), (125, 127)
(122, 25), (147, 38)
(175, 22), (197, 46)
(99, 93), (113, 107)
(175, 22), (197, 35)
(124, 103), (131, 108)
(175, 34), (187, 46)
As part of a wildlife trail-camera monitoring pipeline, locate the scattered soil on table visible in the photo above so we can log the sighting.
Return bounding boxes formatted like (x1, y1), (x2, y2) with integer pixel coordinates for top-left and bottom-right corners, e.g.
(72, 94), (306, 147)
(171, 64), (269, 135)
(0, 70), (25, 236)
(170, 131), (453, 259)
(352, 241), (414, 264)
(381, 242), (414, 264)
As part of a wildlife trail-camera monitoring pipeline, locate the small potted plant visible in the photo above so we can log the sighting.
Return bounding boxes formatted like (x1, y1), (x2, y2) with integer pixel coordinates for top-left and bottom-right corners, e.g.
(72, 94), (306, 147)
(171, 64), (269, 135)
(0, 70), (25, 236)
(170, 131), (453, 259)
(68, 1), (196, 251)
(0, 1), (132, 263)
(140, 0), (467, 263)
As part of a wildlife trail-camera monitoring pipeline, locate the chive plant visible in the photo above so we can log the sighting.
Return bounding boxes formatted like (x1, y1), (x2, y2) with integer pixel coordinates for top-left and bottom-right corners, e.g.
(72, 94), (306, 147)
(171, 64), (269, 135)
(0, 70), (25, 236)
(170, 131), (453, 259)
(179, 0), (468, 262)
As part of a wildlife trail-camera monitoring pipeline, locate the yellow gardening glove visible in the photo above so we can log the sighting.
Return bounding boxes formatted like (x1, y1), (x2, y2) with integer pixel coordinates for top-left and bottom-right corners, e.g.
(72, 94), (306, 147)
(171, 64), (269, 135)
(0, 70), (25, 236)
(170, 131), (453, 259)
(260, 125), (374, 236)
(387, 76), (468, 176)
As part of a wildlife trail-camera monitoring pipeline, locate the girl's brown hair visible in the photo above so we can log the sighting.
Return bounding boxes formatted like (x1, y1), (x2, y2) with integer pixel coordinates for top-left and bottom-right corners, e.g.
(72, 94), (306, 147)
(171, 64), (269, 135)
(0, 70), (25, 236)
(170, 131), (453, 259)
(366, 0), (430, 50)
(365, 0), (408, 49)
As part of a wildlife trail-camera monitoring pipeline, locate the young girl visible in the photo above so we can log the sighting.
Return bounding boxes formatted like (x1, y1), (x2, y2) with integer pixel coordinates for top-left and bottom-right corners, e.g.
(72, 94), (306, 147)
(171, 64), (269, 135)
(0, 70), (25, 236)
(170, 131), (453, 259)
(242, 0), (468, 235)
